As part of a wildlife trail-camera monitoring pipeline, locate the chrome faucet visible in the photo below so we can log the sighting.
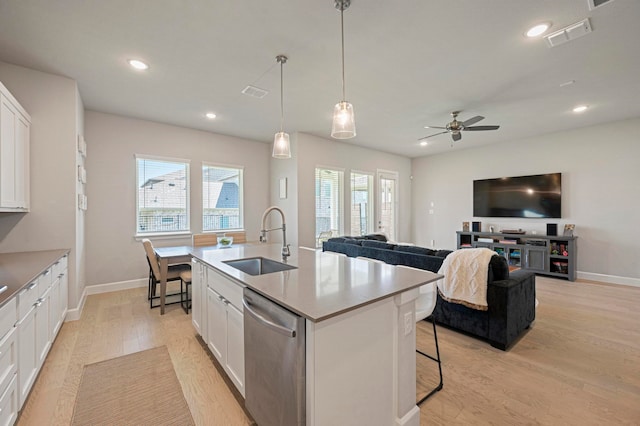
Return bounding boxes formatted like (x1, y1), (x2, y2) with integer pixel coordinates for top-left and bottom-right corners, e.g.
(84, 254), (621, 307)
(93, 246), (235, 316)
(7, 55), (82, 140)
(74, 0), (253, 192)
(260, 206), (290, 258)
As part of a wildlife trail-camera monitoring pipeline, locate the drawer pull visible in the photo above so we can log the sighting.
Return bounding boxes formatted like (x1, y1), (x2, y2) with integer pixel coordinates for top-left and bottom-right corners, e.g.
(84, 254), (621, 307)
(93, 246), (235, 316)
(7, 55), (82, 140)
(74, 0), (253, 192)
(35, 299), (43, 307)
(28, 282), (38, 290)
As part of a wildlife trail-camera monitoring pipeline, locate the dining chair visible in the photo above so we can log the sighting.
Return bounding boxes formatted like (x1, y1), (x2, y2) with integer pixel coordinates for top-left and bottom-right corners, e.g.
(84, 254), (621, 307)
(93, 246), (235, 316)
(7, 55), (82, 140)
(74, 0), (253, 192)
(180, 270), (192, 314)
(142, 239), (191, 309)
(398, 265), (444, 405)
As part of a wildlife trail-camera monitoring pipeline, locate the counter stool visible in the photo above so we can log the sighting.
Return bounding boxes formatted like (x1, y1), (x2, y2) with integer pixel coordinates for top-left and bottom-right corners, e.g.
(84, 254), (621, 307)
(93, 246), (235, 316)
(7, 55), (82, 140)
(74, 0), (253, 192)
(180, 270), (192, 314)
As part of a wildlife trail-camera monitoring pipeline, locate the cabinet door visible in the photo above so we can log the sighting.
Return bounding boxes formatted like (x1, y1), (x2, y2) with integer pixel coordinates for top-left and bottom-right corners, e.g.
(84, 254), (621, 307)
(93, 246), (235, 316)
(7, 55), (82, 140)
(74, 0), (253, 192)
(16, 306), (37, 409)
(225, 302), (245, 397)
(35, 288), (51, 369)
(59, 270), (68, 321)
(0, 96), (17, 208)
(49, 277), (61, 337)
(14, 113), (29, 209)
(191, 259), (202, 335)
(524, 247), (547, 272)
(206, 287), (226, 363)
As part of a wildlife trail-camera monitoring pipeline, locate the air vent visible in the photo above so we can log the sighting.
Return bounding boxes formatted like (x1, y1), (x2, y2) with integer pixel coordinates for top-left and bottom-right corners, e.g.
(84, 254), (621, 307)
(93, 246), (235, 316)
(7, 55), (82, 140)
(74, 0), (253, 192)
(241, 85), (269, 99)
(588, 0), (615, 10)
(545, 18), (592, 48)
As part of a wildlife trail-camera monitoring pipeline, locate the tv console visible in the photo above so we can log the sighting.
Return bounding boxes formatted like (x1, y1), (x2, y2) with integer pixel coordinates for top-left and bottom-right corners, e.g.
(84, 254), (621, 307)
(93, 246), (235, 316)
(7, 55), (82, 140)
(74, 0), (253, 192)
(456, 231), (577, 281)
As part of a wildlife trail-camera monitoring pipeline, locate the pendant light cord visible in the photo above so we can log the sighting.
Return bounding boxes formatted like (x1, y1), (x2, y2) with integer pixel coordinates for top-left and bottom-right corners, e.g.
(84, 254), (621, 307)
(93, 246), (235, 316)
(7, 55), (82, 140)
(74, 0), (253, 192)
(280, 59), (284, 132)
(340, 6), (346, 101)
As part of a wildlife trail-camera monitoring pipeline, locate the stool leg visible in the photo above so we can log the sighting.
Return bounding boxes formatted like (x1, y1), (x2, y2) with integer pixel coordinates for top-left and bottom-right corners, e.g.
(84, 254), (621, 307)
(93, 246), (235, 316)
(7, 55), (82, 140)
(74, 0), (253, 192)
(416, 317), (444, 406)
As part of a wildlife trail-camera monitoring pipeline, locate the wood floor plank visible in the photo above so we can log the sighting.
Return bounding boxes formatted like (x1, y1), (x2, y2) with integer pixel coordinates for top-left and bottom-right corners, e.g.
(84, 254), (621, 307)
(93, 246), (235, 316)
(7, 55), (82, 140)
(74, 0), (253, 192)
(16, 276), (640, 425)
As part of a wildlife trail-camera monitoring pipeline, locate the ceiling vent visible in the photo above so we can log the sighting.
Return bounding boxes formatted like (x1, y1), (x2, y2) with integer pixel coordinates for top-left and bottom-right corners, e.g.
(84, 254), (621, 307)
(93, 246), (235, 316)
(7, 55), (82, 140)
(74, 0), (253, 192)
(588, 0), (615, 10)
(241, 85), (269, 99)
(545, 18), (592, 48)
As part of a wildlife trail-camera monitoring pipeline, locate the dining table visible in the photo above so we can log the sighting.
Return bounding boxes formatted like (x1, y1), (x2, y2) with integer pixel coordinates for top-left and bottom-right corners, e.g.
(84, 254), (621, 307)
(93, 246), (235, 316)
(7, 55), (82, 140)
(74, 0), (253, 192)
(153, 245), (193, 314)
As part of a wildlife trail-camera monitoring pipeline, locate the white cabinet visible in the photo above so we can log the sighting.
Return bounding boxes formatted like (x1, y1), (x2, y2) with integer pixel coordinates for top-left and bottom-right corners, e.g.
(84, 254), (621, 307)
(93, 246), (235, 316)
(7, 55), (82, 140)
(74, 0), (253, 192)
(0, 298), (18, 426)
(0, 82), (30, 211)
(191, 259), (206, 336)
(205, 266), (245, 397)
(15, 254), (67, 412)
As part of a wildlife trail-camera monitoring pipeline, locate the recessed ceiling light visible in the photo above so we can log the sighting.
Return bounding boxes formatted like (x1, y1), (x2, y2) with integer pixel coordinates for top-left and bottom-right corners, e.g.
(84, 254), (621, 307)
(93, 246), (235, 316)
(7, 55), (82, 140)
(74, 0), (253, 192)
(205, 112), (217, 119)
(526, 23), (551, 38)
(573, 105), (588, 113)
(419, 141), (428, 147)
(128, 59), (149, 70)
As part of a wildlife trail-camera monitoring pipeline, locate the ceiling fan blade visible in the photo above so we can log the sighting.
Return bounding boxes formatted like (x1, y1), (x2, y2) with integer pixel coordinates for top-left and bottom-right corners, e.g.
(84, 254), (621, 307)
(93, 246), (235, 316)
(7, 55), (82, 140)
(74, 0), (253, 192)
(462, 116), (484, 127)
(424, 126), (447, 129)
(452, 132), (462, 142)
(464, 125), (500, 131)
(418, 131), (448, 141)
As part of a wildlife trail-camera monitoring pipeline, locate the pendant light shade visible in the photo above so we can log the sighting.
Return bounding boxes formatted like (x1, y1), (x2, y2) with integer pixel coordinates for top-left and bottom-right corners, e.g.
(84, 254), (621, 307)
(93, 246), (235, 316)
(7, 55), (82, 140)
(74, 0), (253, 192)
(273, 55), (291, 159)
(273, 131), (291, 158)
(331, 0), (356, 139)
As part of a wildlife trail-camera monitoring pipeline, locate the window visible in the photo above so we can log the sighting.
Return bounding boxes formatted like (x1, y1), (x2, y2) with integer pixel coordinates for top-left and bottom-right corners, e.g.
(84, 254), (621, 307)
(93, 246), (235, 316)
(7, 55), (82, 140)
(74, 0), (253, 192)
(136, 156), (189, 234)
(203, 164), (243, 231)
(350, 172), (373, 236)
(315, 168), (343, 247)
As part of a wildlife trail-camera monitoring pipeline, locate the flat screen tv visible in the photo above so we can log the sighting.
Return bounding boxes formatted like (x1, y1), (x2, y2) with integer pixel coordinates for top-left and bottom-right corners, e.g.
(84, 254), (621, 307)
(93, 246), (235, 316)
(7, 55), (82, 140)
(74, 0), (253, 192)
(473, 173), (561, 218)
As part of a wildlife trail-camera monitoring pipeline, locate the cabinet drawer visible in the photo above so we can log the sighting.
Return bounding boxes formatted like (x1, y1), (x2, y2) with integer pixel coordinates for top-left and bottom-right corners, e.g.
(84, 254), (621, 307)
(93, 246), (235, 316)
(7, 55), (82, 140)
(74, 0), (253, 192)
(38, 267), (53, 297)
(0, 327), (16, 395)
(52, 254), (68, 278)
(0, 298), (16, 340)
(207, 268), (243, 310)
(0, 374), (17, 426)
(17, 278), (39, 319)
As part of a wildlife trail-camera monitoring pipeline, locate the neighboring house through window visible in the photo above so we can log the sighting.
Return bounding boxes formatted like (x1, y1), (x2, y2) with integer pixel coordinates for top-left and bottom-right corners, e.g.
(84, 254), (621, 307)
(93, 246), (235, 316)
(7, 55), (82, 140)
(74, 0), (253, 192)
(136, 156), (190, 234)
(203, 164), (243, 232)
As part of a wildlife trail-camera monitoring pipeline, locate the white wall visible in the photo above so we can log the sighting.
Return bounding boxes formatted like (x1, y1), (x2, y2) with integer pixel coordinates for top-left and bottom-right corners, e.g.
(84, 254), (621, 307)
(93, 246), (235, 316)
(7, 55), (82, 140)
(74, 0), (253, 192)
(84, 111), (270, 286)
(412, 117), (640, 283)
(295, 133), (412, 249)
(268, 134), (299, 247)
(0, 62), (82, 307)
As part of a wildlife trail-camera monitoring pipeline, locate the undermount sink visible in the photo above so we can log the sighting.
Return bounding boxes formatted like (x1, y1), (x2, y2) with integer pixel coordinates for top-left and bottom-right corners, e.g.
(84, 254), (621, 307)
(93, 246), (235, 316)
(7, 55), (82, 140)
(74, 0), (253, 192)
(223, 257), (297, 276)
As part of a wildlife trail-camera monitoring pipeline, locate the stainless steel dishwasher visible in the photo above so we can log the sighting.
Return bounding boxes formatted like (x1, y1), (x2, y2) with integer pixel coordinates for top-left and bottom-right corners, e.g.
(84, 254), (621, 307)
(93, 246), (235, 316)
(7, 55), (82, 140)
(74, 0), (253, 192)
(243, 287), (305, 426)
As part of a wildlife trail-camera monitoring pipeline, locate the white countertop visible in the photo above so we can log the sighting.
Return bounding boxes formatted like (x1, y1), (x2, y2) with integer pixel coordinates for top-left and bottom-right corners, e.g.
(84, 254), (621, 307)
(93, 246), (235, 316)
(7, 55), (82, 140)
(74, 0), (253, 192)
(191, 243), (442, 322)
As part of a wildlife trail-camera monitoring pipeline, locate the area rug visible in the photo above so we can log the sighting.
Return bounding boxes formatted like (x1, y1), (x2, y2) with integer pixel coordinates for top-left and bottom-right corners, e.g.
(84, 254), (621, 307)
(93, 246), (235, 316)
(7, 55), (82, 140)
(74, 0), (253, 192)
(71, 346), (195, 426)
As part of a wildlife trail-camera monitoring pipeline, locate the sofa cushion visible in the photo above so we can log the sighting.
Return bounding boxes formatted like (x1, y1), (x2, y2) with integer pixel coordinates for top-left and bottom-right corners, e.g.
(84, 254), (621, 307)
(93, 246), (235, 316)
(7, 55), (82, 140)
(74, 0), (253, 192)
(343, 238), (363, 246)
(363, 233), (388, 242)
(327, 237), (346, 244)
(361, 240), (397, 250)
(394, 245), (437, 256)
(488, 255), (509, 282)
(435, 249), (454, 258)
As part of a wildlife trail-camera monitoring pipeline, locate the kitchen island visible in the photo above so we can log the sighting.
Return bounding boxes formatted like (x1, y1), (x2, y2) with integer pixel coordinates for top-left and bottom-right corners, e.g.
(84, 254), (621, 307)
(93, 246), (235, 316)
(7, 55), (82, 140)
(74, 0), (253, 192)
(191, 243), (442, 426)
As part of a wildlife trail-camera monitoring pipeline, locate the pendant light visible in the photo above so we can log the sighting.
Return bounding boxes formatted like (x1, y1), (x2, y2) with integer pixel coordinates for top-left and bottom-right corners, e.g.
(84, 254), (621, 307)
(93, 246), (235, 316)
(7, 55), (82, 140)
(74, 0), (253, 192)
(273, 55), (291, 159)
(331, 0), (356, 139)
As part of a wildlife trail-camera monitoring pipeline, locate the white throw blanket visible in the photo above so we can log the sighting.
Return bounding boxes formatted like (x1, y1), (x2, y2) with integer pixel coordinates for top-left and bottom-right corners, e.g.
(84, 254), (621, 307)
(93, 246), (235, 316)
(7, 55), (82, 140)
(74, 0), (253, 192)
(436, 248), (495, 311)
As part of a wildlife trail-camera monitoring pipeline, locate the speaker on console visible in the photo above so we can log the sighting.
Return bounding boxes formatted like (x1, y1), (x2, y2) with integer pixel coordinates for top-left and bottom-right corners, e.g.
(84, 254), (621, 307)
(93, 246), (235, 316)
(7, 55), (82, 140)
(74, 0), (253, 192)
(472, 221), (481, 232)
(546, 223), (557, 236)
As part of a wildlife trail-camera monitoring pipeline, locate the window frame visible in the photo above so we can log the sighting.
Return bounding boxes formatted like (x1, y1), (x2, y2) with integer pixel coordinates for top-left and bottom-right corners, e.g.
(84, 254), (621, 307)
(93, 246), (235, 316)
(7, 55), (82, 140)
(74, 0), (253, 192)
(202, 162), (245, 233)
(135, 154), (191, 237)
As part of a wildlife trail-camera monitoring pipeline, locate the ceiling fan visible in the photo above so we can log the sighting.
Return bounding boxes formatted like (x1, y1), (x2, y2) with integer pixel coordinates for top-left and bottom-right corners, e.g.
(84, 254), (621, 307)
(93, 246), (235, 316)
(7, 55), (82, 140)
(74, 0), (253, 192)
(419, 111), (500, 143)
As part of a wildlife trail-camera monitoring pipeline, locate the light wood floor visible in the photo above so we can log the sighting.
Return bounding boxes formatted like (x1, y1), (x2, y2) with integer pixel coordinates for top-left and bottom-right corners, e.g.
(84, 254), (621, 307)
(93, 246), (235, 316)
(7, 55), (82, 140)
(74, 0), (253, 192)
(17, 277), (640, 425)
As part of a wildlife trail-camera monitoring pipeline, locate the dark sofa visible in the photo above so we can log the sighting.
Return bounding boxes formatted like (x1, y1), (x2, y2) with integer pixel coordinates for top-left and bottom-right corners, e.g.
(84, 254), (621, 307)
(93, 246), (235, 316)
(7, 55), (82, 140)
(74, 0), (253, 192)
(322, 237), (536, 350)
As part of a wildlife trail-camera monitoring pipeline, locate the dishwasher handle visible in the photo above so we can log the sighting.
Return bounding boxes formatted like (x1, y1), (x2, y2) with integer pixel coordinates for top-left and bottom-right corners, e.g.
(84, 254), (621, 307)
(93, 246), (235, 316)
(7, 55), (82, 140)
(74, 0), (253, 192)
(242, 297), (296, 338)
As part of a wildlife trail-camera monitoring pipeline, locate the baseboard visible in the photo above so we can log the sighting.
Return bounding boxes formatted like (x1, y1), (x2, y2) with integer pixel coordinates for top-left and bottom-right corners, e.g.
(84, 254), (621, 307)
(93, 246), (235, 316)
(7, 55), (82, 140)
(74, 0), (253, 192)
(64, 278), (148, 321)
(577, 271), (640, 288)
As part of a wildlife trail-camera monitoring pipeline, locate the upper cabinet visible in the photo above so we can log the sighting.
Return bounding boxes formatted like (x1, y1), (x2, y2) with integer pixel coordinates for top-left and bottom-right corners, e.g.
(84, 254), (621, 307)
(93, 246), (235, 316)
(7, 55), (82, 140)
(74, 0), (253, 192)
(0, 82), (30, 212)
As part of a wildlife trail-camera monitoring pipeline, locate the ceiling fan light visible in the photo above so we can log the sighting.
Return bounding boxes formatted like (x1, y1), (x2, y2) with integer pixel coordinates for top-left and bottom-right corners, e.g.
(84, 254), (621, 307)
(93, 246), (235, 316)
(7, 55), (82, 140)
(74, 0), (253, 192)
(273, 131), (291, 158)
(572, 105), (588, 113)
(331, 101), (356, 139)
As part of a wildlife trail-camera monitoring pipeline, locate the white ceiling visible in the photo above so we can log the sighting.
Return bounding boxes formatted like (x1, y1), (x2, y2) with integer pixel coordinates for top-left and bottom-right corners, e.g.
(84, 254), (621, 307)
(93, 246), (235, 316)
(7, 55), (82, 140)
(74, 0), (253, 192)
(1, 0), (639, 158)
